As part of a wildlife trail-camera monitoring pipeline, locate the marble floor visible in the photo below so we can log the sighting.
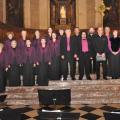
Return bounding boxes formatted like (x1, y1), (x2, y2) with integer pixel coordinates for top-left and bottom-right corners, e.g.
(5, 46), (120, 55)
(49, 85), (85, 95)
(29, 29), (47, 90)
(0, 104), (120, 120)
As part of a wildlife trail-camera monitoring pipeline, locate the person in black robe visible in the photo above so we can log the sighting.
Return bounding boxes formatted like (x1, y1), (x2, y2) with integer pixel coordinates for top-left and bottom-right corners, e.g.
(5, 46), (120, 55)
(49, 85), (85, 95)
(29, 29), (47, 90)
(49, 33), (60, 80)
(72, 27), (81, 77)
(22, 40), (36, 86)
(5, 40), (21, 86)
(109, 30), (120, 79)
(58, 29), (65, 79)
(88, 27), (96, 74)
(36, 37), (51, 86)
(45, 27), (53, 41)
(77, 31), (92, 80)
(0, 43), (6, 92)
(60, 29), (77, 80)
(93, 27), (108, 80)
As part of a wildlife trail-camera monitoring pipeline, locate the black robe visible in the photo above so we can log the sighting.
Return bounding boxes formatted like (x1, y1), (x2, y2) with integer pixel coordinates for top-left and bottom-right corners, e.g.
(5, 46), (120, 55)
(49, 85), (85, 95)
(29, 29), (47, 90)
(22, 46), (36, 86)
(36, 44), (51, 86)
(49, 40), (60, 80)
(5, 48), (21, 86)
(109, 37), (120, 78)
(0, 51), (5, 92)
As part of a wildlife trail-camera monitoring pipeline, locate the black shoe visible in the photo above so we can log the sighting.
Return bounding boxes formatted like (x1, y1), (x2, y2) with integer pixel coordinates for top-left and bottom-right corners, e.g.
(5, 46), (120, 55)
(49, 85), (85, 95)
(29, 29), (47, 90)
(72, 77), (76, 80)
(96, 77), (100, 80)
(79, 77), (83, 80)
(87, 77), (92, 80)
(103, 77), (107, 80)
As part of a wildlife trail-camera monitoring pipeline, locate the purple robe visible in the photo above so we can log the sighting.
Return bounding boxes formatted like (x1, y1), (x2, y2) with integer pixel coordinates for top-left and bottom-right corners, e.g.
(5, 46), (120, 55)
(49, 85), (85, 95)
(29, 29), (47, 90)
(5, 47), (22, 66)
(0, 51), (5, 69)
(32, 38), (40, 49)
(37, 44), (51, 63)
(17, 38), (26, 49)
(22, 46), (37, 64)
(49, 39), (60, 58)
(4, 39), (13, 50)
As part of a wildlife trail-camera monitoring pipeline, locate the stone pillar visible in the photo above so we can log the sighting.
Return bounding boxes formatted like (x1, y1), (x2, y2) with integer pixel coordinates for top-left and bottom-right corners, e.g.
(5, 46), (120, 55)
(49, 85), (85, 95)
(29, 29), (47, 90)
(0, 0), (6, 23)
(24, 0), (31, 28)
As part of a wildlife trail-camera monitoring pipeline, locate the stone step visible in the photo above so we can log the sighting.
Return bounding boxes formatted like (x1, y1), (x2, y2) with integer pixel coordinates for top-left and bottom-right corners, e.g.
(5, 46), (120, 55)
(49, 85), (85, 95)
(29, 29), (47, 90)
(5, 92), (120, 99)
(5, 80), (120, 105)
(6, 85), (120, 93)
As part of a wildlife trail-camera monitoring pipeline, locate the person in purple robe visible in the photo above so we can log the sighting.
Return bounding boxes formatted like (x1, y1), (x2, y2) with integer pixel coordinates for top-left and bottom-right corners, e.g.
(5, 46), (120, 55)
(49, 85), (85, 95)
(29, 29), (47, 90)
(17, 30), (27, 76)
(32, 30), (41, 49)
(22, 39), (36, 86)
(4, 32), (14, 50)
(36, 37), (51, 86)
(0, 43), (6, 92)
(49, 33), (60, 80)
(5, 40), (21, 86)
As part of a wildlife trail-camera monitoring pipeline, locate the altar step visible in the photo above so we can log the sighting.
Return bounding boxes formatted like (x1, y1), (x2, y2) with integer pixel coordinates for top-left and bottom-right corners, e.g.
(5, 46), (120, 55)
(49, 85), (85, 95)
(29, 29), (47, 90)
(5, 80), (120, 105)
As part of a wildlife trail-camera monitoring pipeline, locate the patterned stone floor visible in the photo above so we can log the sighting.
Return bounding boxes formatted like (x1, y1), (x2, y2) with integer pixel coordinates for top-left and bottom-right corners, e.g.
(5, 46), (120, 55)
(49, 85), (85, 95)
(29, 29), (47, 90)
(0, 104), (120, 120)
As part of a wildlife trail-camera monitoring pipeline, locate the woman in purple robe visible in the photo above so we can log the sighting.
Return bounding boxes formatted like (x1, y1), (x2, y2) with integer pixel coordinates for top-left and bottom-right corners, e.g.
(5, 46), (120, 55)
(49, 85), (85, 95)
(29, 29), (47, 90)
(49, 33), (60, 80)
(4, 32), (14, 50)
(22, 39), (36, 86)
(32, 30), (41, 49)
(36, 37), (51, 86)
(5, 40), (21, 86)
(0, 43), (6, 92)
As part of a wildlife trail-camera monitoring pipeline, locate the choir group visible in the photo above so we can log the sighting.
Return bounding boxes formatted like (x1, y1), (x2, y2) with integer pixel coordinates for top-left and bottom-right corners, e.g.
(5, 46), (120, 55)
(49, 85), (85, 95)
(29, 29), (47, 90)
(0, 26), (120, 92)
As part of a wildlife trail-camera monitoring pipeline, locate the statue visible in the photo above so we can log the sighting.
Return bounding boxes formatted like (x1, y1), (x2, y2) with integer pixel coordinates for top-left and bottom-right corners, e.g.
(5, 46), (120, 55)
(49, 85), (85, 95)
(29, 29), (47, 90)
(60, 6), (66, 18)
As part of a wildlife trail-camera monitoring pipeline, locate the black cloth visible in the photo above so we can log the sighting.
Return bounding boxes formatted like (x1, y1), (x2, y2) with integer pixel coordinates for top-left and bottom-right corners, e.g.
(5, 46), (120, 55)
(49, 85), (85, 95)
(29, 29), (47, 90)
(110, 37), (120, 52)
(8, 62), (20, 86)
(23, 62), (35, 86)
(108, 37), (120, 78)
(93, 35), (108, 79)
(37, 62), (49, 86)
(88, 34), (96, 73)
(0, 68), (5, 92)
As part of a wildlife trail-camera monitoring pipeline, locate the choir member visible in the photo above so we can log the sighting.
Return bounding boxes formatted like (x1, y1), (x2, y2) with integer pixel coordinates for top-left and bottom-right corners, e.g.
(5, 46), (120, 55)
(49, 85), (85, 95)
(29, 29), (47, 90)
(93, 27), (108, 80)
(36, 37), (51, 86)
(46, 27), (53, 41)
(72, 27), (81, 76)
(104, 26), (112, 76)
(105, 26), (112, 50)
(88, 27), (96, 73)
(32, 30), (40, 49)
(60, 29), (76, 80)
(58, 29), (65, 40)
(18, 30), (27, 49)
(5, 40), (21, 86)
(4, 32), (14, 50)
(17, 30), (27, 75)
(77, 31), (92, 80)
(58, 29), (65, 79)
(22, 40), (36, 86)
(0, 43), (6, 92)
(109, 30), (120, 79)
(49, 33), (60, 80)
